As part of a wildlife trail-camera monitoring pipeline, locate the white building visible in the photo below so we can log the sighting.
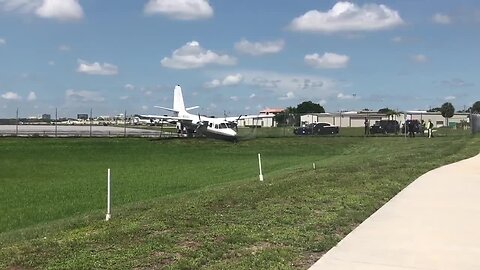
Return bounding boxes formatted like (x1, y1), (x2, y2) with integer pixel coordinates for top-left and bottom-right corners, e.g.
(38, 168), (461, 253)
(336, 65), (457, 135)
(237, 108), (283, 128)
(402, 111), (470, 128)
(301, 111), (470, 128)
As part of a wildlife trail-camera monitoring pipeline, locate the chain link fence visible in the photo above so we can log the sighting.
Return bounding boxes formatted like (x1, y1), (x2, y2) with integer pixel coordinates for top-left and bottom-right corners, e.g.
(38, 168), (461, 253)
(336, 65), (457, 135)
(0, 108), (178, 138)
(0, 109), (475, 138)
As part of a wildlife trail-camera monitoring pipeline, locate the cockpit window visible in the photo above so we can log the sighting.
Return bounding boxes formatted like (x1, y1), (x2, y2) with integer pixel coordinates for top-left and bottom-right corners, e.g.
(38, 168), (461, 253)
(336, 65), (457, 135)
(219, 123), (228, 129)
(214, 124), (219, 129)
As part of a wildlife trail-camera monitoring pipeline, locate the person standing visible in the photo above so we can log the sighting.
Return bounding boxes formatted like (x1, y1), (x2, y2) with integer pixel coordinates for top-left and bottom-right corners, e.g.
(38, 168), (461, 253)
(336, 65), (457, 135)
(364, 117), (370, 136)
(408, 120), (415, 137)
(427, 119), (434, 138)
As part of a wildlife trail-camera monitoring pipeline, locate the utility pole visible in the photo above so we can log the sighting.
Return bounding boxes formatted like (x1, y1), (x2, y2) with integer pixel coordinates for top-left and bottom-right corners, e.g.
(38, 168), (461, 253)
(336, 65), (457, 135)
(89, 108), (93, 137)
(124, 109), (127, 137)
(55, 107), (58, 137)
(15, 107), (19, 136)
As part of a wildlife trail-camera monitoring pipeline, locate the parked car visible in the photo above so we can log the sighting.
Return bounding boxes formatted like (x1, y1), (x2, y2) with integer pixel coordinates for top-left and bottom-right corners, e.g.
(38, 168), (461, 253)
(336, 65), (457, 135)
(294, 123), (339, 135)
(370, 120), (400, 134)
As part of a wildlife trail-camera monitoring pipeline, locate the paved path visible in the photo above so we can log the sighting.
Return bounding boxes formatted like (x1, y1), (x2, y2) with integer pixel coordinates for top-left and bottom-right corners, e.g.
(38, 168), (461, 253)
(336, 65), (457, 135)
(310, 154), (480, 270)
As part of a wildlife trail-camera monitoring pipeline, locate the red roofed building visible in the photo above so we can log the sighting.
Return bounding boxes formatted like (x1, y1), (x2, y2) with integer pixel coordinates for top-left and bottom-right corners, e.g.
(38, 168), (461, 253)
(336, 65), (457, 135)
(238, 108), (284, 127)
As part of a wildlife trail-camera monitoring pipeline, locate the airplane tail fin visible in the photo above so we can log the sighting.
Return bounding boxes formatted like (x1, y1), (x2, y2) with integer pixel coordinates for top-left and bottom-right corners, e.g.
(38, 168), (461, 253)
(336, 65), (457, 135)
(173, 85), (186, 113)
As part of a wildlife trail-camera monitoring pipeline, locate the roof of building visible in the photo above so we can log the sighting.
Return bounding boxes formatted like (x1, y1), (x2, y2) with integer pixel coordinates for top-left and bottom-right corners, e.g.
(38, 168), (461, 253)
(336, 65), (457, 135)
(260, 108), (284, 114)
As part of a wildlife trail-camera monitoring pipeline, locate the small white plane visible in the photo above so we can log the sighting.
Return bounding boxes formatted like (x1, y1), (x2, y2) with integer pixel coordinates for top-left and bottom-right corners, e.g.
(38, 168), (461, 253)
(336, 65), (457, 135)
(140, 85), (268, 142)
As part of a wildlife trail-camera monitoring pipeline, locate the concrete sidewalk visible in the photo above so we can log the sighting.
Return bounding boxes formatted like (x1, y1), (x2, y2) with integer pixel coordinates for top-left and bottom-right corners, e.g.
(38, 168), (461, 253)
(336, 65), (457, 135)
(310, 154), (480, 270)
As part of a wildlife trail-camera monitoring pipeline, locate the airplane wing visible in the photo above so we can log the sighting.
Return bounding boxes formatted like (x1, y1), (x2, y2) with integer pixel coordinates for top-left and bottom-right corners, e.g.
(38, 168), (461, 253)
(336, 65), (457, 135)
(225, 114), (272, 122)
(138, 114), (193, 123)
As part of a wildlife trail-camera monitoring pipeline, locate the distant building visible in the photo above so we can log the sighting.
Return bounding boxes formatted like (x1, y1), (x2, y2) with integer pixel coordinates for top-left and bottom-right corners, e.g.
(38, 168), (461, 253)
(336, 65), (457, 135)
(42, 114), (51, 120)
(237, 108), (284, 128)
(77, 114), (89, 120)
(301, 111), (470, 128)
(403, 111), (470, 128)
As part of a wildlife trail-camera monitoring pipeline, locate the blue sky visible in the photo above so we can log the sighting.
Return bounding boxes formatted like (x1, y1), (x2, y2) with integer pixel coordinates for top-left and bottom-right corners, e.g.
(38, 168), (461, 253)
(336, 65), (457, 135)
(0, 0), (479, 118)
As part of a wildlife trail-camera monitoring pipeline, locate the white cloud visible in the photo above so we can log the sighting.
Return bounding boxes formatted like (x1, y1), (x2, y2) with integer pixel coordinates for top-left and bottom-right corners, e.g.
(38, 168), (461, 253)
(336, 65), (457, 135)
(411, 54), (428, 63)
(204, 74), (243, 88)
(441, 78), (474, 88)
(27, 91), (37, 101)
(124, 84), (135, 90)
(234, 39), (284, 56)
(144, 0), (213, 20)
(161, 41), (236, 69)
(204, 79), (221, 88)
(58, 44), (71, 51)
(0, 0), (83, 21)
(249, 93), (256, 99)
(279, 91), (295, 100)
(305, 52), (349, 69)
(77, 59), (119, 75)
(242, 70), (340, 101)
(432, 13), (451, 24)
(0, 38), (6, 45)
(35, 0), (83, 21)
(119, 96), (129, 100)
(392, 36), (403, 43)
(230, 96), (239, 101)
(289, 1), (404, 33)
(0, 0), (40, 13)
(222, 73), (243, 86)
(337, 92), (358, 100)
(204, 73), (243, 88)
(444, 96), (456, 101)
(1, 91), (21, 100)
(65, 89), (105, 103)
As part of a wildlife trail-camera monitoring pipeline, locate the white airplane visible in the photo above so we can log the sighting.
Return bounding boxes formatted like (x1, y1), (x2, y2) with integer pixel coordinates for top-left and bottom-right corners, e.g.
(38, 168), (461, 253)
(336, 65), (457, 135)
(141, 85), (268, 142)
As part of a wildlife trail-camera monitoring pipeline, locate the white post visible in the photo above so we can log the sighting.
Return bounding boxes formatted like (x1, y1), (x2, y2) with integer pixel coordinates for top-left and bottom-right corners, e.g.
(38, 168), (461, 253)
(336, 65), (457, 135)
(313, 162), (316, 170)
(106, 168), (111, 221)
(258, 153), (264, 181)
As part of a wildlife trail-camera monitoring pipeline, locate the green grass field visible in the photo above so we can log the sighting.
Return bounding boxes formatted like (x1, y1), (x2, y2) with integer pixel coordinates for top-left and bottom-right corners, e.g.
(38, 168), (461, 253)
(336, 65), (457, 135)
(1, 134), (479, 269)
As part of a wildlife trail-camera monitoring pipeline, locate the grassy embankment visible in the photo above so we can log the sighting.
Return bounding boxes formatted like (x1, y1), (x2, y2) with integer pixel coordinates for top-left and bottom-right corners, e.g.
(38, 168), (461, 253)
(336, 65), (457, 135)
(0, 135), (479, 269)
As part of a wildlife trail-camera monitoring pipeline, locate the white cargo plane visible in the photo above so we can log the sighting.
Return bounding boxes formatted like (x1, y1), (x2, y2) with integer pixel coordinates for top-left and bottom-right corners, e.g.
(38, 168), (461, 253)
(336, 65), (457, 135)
(140, 85), (268, 142)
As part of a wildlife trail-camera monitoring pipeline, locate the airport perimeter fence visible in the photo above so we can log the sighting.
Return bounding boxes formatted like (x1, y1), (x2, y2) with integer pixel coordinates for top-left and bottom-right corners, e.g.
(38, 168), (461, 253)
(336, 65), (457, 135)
(0, 110), (475, 139)
(0, 124), (178, 138)
(0, 124), (179, 138)
(0, 108), (185, 138)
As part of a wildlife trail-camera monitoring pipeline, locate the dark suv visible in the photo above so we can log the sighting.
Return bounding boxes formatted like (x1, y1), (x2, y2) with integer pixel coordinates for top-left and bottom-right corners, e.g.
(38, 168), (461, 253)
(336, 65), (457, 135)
(294, 123), (339, 135)
(370, 120), (400, 134)
(401, 120), (422, 134)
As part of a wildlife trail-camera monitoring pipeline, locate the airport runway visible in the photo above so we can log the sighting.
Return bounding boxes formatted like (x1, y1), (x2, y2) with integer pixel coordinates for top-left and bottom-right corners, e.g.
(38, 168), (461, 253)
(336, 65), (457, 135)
(0, 125), (175, 138)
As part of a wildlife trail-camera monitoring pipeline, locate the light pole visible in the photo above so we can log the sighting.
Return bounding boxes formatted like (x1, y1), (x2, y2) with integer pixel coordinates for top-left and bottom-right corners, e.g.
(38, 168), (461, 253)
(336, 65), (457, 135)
(15, 107), (19, 136)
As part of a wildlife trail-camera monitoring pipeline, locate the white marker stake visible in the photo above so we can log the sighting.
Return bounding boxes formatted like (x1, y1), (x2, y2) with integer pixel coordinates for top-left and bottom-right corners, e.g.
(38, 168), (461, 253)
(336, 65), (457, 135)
(313, 163), (316, 170)
(258, 153), (264, 181)
(106, 168), (111, 221)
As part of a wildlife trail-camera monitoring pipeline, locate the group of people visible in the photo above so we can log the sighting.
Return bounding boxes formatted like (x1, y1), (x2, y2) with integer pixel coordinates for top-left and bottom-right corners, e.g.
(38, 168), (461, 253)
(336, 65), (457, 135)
(405, 119), (435, 138)
(364, 118), (434, 138)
